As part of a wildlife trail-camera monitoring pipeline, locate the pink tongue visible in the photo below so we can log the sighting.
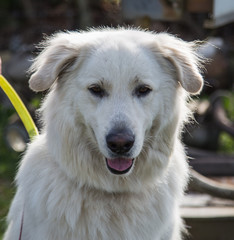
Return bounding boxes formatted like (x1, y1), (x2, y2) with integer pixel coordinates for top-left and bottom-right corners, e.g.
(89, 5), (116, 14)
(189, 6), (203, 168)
(107, 158), (133, 171)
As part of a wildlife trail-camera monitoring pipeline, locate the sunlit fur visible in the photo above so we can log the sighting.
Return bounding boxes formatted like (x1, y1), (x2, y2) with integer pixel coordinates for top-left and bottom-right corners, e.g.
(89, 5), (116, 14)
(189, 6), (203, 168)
(4, 28), (203, 240)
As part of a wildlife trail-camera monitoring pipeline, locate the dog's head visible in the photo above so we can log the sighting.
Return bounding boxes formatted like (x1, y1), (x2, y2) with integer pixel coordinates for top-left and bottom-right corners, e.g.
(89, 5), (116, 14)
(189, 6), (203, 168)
(29, 29), (203, 192)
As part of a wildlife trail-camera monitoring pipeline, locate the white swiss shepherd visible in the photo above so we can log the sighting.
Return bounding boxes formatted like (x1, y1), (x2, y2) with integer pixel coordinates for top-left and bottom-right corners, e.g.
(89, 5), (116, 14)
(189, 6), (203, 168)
(4, 28), (204, 240)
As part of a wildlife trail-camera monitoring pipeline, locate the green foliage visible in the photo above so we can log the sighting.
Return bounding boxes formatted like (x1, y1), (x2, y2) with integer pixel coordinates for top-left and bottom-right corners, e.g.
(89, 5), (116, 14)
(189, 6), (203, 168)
(0, 104), (19, 239)
(0, 181), (15, 239)
(30, 97), (41, 109)
(0, 106), (19, 178)
(219, 93), (234, 153)
(222, 93), (234, 121)
(219, 132), (234, 153)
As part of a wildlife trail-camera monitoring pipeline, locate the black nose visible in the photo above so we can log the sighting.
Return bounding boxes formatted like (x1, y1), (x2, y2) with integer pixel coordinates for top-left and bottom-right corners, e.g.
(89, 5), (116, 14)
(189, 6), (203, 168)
(106, 128), (135, 154)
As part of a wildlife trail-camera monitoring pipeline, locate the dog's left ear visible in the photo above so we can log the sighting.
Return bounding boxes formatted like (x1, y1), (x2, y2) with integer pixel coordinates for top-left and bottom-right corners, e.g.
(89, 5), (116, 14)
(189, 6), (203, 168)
(29, 32), (84, 92)
(152, 34), (204, 95)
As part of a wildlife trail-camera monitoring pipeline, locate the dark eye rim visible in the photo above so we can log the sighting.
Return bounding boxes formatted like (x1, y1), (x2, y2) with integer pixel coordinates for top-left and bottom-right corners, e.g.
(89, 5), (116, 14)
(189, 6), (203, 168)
(88, 84), (106, 98)
(135, 85), (152, 97)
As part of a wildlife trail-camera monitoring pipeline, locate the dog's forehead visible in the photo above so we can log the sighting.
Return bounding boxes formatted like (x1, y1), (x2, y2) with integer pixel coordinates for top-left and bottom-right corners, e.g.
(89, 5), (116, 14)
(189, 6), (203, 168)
(94, 38), (142, 65)
(80, 36), (163, 88)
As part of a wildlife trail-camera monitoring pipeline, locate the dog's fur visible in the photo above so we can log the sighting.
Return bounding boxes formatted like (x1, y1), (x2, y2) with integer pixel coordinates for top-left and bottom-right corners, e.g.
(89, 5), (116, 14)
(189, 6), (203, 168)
(4, 28), (203, 240)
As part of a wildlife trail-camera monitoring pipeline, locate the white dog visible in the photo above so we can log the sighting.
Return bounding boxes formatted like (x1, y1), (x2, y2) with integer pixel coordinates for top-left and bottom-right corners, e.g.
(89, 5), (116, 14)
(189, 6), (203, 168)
(4, 28), (203, 240)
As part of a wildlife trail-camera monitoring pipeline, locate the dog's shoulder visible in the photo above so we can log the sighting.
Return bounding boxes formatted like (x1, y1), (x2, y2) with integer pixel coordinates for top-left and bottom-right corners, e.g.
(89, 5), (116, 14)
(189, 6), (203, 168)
(16, 134), (55, 185)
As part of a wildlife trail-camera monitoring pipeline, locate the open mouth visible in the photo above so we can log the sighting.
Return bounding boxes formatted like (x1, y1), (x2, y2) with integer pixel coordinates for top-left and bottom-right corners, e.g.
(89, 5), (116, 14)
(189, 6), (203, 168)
(106, 158), (134, 175)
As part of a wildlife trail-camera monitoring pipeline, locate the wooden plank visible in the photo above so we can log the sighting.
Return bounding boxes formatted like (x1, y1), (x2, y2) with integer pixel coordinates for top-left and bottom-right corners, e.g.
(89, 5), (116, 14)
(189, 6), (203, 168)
(181, 193), (234, 240)
(181, 193), (234, 218)
(181, 207), (234, 219)
(189, 157), (234, 176)
(184, 218), (234, 240)
(187, 0), (213, 13)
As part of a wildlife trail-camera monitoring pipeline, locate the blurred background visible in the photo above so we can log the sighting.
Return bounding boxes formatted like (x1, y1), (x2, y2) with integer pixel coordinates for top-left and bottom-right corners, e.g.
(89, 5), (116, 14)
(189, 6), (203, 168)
(0, 0), (234, 239)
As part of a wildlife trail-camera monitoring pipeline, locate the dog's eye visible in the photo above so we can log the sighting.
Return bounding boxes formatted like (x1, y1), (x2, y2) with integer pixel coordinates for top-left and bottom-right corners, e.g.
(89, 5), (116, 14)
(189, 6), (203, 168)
(88, 85), (106, 98)
(135, 85), (152, 97)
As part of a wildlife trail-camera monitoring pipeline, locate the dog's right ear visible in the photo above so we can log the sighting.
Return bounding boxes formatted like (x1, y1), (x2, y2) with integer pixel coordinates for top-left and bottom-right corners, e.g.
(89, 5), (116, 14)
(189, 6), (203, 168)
(29, 32), (82, 92)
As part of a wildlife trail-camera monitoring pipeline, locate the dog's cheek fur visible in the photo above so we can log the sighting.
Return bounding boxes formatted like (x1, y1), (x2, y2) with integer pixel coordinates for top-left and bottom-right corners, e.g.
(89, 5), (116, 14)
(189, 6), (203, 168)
(38, 84), (123, 192)
(40, 87), (156, 192)
(136, 86), (188, 179)
(40, 87), (99, 182)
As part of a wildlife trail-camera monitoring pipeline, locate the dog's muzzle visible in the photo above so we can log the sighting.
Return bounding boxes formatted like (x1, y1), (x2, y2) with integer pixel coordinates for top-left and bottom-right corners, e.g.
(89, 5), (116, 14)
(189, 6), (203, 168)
(105, 128), (135, 175)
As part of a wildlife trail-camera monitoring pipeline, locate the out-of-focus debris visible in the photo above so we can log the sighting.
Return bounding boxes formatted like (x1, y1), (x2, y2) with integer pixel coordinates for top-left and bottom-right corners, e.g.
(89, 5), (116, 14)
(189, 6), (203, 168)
(3, 48), (34, 83)
(198, 37), (224, 58)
